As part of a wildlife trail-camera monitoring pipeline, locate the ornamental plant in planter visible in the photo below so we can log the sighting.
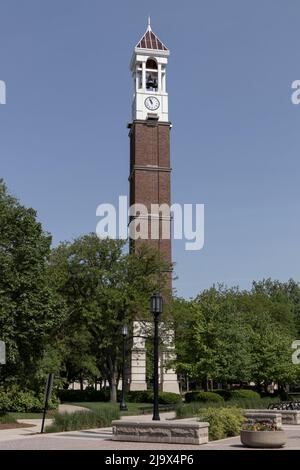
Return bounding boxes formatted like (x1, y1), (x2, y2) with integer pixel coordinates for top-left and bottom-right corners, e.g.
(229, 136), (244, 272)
(240, 419), (286, 448)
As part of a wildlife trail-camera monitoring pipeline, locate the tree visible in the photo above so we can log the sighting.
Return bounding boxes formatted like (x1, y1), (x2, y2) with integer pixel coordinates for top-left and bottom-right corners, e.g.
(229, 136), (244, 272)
(252, 278), (300, 337)
(173, 283), (300, 391)
(239, 291), (298, 390)
(48, 234), (169, 401)
(0, 180), (65, 389)
(173, 286), (253, 389)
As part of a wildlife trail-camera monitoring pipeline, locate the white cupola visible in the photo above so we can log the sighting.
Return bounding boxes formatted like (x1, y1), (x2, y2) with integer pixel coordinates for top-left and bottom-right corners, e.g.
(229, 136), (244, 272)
(130, 19), (170, 122)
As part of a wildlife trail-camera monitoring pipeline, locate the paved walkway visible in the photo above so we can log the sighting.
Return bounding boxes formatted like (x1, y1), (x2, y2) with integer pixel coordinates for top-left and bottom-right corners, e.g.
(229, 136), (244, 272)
(0, 410), (300, 450)
(0, 403), (86, 442)
(57, 404), (88, 414)
(0, 425), (300, 450)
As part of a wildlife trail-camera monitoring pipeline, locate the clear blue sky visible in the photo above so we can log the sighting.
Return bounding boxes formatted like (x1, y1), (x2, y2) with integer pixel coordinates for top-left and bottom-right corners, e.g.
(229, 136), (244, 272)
(1, 0), (300, 298)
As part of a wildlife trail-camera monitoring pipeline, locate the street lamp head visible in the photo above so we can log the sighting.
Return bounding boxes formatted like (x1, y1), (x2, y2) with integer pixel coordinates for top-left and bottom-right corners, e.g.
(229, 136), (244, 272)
(121, 324), (128, 337)
(150, 293), (163, 316)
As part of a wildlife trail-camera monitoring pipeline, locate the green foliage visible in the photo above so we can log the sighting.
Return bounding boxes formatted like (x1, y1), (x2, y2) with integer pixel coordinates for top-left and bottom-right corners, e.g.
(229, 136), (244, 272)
(158, 392), (182, 404)
(0, 180), (66, 389)
(214, 389), (232, 400)
(10, 391), (42, 412)
(0, 388), (59, 412)
(229, 389), (261, 400)
(126, 390), (181, 404)
(126, 391), (150, 403)
(46, 407), (120, 433)
(58, 388), (181, 405)
(176, 397), (280, 419)
(49, 235), (169, 401)
(0, 412), (16, 424)
(184, 391), (224, 403)
(58, 389), (110, 403)
(198, 407), (244, 440)
(174, 282), (300, 390)
(0, 391), (12, 412)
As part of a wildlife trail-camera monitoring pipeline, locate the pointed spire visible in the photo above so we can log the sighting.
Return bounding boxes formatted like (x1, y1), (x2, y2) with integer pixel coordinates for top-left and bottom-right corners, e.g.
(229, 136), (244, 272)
(135, 19), (168, 51)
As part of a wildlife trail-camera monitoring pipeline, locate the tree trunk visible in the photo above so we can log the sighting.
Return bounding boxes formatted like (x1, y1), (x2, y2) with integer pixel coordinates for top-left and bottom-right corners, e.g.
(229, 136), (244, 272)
(109, 375), (117, 403)
(107, 356), (118, 403)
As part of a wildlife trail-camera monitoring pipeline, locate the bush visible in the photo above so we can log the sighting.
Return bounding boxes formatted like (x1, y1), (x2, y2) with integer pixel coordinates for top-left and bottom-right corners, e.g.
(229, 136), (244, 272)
(198, 407), (244, 441)
(11, 391), (42, 412)
(159, 392), (182, 404)
(229, 389), (261, 400)
(47, 395), (60, 410)
(126, 390), (150, 403)
(58, 388), (182, 405)
(184, 391), (224, 403)
(57, 389), (110, 403)
(0, 388), (59, 412)
(176, 396), (280, 419)
(0, 391), (12, 412)
(46, 406), (120, 433)
(127, 390), (181, 404)
(214, 389), (232, 401)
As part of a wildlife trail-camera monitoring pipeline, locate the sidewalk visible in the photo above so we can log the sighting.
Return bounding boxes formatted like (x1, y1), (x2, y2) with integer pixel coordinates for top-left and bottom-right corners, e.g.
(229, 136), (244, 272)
(0, 409), (300, 449)
(0, 403), (87, 442)
(1, 425), (300, 450)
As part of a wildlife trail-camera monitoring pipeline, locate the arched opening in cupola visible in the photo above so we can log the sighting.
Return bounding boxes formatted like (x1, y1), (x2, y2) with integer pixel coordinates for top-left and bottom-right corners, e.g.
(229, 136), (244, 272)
(146, 58), (158, 91)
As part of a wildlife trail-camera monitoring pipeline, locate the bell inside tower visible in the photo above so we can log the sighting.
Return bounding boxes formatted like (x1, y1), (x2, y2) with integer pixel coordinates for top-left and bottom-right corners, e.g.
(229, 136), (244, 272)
(146, 58), (158, 91)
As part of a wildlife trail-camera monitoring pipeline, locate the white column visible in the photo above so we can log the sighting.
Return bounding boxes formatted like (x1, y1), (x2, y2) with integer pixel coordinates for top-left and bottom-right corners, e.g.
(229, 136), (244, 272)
(130, 321), (147, 391)
(162, 350), (180, 393)
(142, 61), (146, 90)
(158, 63), (162, 92)
(162, 71), (166, 92)
(161, 326), (180, 393)
(135, 68), (139, 92)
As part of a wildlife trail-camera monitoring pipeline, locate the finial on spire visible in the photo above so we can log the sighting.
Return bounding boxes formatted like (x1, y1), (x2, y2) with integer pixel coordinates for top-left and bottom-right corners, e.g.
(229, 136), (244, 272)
(147, 16), (151, 30)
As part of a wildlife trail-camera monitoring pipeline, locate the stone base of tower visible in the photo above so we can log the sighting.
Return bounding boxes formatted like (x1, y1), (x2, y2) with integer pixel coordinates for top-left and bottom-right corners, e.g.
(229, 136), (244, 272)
(161, 350), (180, 393)
(129, 321), (179, 393)
(130, 348), (147, 391)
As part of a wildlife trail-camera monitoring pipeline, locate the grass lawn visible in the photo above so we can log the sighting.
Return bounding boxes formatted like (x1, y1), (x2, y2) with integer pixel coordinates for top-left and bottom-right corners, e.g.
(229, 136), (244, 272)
(71, 401), (152, 416)
(0, 410), (53, 425)
(7, 410), (56, 421)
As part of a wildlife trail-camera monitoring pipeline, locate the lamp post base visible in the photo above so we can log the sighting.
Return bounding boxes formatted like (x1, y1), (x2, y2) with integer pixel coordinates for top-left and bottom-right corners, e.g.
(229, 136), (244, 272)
(120, 402), (128, 411)
(152, 414), (160, 421)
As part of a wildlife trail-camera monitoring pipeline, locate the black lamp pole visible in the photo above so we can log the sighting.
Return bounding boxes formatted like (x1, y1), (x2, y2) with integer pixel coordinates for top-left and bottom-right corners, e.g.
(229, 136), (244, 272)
(151, 293), (163, 421)
(120, 324), (128, 411)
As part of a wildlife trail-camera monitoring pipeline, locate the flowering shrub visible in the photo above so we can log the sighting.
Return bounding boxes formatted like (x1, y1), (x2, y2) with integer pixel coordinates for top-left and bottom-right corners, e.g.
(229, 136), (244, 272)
(243, 419), (282, 432)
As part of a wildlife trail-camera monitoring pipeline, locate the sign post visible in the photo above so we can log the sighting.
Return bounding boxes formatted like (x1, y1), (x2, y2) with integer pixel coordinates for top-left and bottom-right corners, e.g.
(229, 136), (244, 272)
(41, 373), (54, 434)
(0, 341), (5, 365)
(0, 342), (6, 415)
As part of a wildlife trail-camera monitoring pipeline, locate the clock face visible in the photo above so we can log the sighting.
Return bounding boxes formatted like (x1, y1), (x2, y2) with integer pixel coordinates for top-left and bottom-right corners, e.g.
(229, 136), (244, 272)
(145, 96), (160, 111)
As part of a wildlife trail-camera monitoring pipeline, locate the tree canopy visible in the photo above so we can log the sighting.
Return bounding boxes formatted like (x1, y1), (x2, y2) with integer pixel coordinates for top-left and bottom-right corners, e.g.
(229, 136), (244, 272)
(48, 234), (169, 401)
(0, 180), (65, 389)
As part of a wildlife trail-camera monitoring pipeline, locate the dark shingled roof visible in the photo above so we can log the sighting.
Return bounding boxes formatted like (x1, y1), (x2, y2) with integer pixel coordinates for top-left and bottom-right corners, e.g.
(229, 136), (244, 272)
(136, 24), (168, 51)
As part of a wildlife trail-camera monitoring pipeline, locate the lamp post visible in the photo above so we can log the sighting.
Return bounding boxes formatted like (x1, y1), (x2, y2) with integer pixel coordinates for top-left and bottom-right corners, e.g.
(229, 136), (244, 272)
(120, 324), (128, 411)
(150, 293), (163, 421)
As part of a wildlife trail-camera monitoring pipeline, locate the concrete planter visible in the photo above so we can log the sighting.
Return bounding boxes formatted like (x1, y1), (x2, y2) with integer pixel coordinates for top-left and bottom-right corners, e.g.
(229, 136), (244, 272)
(240, 430), (286, 448)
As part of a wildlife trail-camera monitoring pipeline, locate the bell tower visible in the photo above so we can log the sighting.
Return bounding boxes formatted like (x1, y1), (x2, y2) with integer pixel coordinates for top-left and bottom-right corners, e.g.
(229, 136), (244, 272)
(128, 20), (179, 393)
(130, 18), (169, 122)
